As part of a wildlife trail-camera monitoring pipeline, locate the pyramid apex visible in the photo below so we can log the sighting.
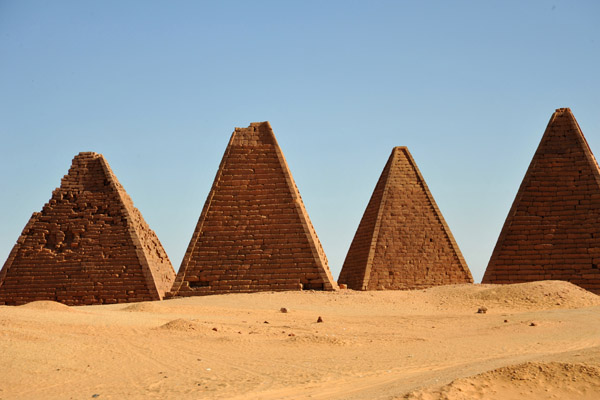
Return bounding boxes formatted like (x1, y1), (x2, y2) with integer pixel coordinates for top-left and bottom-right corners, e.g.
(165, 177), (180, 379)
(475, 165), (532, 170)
(232, 122), (275, 146)
(234, 121), (272, 131)
(390, 147), (413, 162)
(392, 146), (409, 153)
(555, 107), (572, 114)
(74, 151), (101, 158)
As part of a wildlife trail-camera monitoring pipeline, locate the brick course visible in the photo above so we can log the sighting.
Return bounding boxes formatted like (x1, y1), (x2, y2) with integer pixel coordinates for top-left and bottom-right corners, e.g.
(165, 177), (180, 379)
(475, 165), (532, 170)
(0, 152), (176, 305)
(338, 147), (473, 290)
(483, 108), (600, 294)
(167, 122), (337, 297)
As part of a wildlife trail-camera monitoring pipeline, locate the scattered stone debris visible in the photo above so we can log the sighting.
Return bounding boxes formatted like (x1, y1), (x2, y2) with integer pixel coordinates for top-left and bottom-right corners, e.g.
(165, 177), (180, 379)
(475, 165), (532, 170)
(280, 307), (288, 313)
(92, 395), (100, 399)
(288, 333), (295, 337)
(317, 316), (323, 323)
(477, 306), (488, 314)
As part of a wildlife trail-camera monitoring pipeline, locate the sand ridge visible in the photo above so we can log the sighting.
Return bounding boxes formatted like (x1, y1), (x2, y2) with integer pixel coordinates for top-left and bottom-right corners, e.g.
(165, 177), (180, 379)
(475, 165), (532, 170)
(404, 361), (600, 400)
(18, 300), (73, 311)
(157, 318), (203, 332)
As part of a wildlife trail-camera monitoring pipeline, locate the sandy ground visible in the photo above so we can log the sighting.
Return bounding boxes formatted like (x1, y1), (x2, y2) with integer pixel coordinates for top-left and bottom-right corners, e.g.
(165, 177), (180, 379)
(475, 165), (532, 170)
(1, 280), (600, 400)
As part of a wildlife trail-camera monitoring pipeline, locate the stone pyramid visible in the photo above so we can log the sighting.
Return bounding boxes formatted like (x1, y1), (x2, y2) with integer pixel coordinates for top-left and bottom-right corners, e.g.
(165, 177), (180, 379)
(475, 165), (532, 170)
(483, 108), (600, 294)
(338, 147), (472, 290)
(0, 152), (176, 305)
(168, 122), (337, 296)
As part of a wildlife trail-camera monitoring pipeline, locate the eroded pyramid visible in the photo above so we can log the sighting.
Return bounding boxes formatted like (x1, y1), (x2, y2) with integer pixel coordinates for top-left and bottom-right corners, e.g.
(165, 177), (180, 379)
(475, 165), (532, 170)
(0, 152), (176, 305)
(338, 147), (472, 290)
(483, 108), (600, 294)
(168, 122), (337, 296)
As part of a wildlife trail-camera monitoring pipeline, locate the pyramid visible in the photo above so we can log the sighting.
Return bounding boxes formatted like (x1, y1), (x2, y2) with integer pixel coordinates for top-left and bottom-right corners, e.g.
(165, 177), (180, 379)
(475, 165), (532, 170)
(338, 147), (473, 290)
(0, 152), (176, 305)
(483, 108), (600, 294)
(168, 122), (337, 296)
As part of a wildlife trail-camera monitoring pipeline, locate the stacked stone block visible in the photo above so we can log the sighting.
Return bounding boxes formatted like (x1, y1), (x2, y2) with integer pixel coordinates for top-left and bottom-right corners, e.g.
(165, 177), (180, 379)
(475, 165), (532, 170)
(0, 152), (175, 305)
(483, 108), (600, 294)
(339, 147), (473, 290)
(168, 122), (337, 297)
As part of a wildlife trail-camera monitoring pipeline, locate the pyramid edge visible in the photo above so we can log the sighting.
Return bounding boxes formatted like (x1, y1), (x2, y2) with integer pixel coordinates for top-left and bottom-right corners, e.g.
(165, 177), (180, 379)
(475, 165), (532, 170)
(268, 126), (339, 290)
(339, 147), (397, 290)
(96, 154), (175, 301)
(400, 147), (474, 283)
(0, 212), (43, 303)
(168, 130), (237, 297)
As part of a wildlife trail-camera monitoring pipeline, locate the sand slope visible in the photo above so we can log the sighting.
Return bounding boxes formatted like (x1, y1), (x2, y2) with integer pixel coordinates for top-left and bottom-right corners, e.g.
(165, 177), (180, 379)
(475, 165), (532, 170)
(405, 362), (600, 400)
(0, 280), (599, 399)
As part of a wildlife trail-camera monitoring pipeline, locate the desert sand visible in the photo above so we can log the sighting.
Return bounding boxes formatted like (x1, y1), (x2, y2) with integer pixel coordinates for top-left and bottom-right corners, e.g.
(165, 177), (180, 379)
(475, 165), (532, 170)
(1, 280), (600, 399)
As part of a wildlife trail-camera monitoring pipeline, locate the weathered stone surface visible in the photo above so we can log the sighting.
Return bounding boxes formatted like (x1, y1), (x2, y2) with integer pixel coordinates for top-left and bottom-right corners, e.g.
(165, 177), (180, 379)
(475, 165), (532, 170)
(338, 147), (472, 290)
(0, 152), (176, 305)
(483, 108), (600, 294)
(168, 122), (337, 297)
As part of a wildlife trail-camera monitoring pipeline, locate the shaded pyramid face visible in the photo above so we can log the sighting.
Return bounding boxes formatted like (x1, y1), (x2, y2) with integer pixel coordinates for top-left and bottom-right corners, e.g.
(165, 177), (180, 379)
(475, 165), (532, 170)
(0, 152), (176, 305)
(339, 147), (472, 290)
(169, 122), (337, 296)
(483, 108), (600, 294)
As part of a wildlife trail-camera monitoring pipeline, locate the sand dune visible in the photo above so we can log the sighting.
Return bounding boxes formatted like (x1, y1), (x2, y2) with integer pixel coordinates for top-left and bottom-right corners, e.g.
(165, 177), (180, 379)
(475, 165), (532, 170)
(18, 300), (73, 311)
(405, 362), (600, 400)
(1, 280), (599, 399)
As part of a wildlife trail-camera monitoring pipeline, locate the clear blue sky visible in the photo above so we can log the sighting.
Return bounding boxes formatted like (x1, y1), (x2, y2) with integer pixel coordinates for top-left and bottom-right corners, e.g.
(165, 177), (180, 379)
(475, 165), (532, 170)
(1, 1), (599, 283)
